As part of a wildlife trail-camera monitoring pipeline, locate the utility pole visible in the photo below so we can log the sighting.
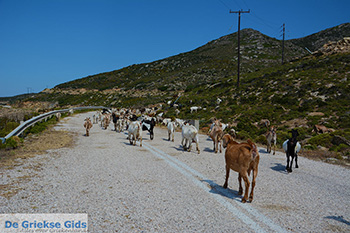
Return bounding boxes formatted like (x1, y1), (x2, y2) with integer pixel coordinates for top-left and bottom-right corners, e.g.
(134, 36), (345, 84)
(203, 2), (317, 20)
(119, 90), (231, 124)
(282, 23), (285, 65)
(230, 9), (250, 89)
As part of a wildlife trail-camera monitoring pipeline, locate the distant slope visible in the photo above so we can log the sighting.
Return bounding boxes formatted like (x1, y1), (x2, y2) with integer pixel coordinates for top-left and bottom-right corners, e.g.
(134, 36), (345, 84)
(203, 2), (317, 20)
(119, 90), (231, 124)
(52, 23), (350, 93)
(53, 28), (307, 92)
(290, 23), (350, 52)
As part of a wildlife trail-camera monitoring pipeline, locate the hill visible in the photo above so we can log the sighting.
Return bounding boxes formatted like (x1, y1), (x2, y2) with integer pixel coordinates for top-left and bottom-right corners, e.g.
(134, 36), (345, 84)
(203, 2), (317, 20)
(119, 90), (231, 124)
(50, 28), (307, 92)
(2, 23), (350, 155)
(290, 23), (350, 52)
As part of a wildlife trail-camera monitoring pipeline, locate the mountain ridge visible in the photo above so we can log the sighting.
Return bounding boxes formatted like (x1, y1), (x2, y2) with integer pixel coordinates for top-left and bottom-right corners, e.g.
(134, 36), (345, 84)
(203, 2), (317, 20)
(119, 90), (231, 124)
(48, 23), (349, 95)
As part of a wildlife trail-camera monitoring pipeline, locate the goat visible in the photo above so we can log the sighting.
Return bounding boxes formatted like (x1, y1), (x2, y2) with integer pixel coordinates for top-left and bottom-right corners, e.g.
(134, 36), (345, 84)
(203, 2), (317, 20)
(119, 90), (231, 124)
(208, 119), (228, 134)
(128, 121), (142, 147)
(222, 134), (259, 203)
(266, 126), (277, 155)
(115, 118), (123, 132)
(190, 106), (202, 113)
(83, 117), (93, 136)
(55, 112), (61, 121)
(283, 129), (301, 173)
(112, 112), (120, 132)
(175, 118), (185, 128)
(102, 113), (111, 130)
(167, 121), (176, 142)
(181, 123), (200, 154)
(209, 120), (224, 153)
(141, 118), (156, 140)
(313, 124), (334, 134)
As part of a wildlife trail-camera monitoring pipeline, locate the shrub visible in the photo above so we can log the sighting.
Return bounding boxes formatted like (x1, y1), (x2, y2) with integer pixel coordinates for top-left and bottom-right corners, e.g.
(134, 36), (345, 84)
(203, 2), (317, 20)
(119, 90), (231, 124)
(256, 134), (267, 145)
(0, 121), (20, 137)
(3, 136), (21, 149)
(308, 134), (333, 147)
(303, 144), (317, 150)
(236, 130), (251, 140)
(330, 143), (349, 152)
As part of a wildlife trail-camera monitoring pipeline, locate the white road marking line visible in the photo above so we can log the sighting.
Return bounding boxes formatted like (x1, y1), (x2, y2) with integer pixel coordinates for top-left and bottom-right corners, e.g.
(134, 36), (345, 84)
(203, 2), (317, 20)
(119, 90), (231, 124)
(143, 142), (286, 232)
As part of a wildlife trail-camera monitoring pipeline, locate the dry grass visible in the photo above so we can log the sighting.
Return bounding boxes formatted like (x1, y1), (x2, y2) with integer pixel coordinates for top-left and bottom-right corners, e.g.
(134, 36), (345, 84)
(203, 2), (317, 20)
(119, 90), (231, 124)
(0, 126), (75, 199)
(0, 126), (75, 170)
(300, 150), (350, 168)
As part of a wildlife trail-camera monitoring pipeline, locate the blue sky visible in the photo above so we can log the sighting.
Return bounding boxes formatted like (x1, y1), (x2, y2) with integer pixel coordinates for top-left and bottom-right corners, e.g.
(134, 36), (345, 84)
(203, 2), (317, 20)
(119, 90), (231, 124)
(0, 0), (349, 97)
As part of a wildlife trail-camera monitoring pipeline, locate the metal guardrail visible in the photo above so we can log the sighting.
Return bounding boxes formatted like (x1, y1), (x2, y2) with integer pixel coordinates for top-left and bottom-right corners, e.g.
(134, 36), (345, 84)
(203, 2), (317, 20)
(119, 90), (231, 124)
(0, 106), (108, 143)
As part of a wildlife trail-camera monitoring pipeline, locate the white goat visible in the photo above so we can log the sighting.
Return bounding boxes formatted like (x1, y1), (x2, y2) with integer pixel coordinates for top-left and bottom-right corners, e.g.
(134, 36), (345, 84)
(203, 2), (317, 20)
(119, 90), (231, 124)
(190, 106), (202, 113)
(181, 123), (200, 154)
(128, 121), (142, 147)
(167, 121), (176, 142)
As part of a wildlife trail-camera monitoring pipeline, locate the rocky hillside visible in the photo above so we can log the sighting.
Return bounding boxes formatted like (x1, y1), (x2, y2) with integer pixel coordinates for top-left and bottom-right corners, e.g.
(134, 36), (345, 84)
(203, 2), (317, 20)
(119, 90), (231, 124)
(290, 23), (350, 52)
(51, 28), (307, 93)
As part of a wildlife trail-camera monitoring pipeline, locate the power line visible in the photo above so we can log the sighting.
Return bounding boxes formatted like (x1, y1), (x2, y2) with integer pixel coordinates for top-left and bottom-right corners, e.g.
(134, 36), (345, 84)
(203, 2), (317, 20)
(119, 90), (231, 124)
(282, 23), (285, 65)
(217, 0), (231, 9)
(230, 9), (250, 90)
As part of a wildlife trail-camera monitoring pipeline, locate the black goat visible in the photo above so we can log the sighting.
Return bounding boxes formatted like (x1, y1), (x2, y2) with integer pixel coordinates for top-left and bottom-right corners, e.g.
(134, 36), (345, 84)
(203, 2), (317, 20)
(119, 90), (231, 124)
(283, 129), (301, 173)
(141, 118), (156, 140)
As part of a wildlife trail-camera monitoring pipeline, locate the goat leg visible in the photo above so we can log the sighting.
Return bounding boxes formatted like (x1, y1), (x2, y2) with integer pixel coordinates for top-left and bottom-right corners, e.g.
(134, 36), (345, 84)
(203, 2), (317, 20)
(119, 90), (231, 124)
(188, 142), (192, 152)
(289, 156), (294, 173)
(238, 174), (243, 195)
(286, 154), (291, 172)
(241, 173), (250, 203)
(195, 138), (200, 154)
(223, 166), (230, 189)
(249, 169), (258, 202)
(295, 154), (299, 168)
(182, 138), (187, 150)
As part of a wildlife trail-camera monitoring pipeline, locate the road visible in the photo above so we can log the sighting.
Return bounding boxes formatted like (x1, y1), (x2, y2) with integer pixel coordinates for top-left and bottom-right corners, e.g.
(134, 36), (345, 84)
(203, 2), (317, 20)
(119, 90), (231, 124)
(1, 112), (349, 232)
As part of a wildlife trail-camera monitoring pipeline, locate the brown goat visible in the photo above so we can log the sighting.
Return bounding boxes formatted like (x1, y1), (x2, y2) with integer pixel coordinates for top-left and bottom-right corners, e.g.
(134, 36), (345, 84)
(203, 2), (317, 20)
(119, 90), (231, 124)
(209, 120), (224, 153)
(84, 117), (93, 136)
(222, 134), (259, 203)
(266, 126), (277, 155)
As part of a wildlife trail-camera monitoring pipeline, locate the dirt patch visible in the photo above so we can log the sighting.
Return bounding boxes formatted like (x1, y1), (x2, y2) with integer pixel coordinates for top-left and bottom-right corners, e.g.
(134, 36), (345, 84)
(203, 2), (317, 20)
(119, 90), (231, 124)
(0, 126), (75, 169)
(281, 118), (308, 128)
(0, 126), (75, 199)
(300, 150), (350, 168)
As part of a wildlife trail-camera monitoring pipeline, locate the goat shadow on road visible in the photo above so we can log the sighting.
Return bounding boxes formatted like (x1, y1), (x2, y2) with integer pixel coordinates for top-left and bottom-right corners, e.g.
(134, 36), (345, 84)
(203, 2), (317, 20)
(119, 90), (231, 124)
(324, 216), (350, 226)
(270, 163), (288, 174)
(203, 147), (215, 153)
(258, 148), (268, 154)
(202, 179), (241, 201)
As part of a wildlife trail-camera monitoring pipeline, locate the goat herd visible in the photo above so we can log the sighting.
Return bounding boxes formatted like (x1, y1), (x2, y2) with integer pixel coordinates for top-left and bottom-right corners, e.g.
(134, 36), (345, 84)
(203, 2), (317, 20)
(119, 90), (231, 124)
(83, 108), (301, 203)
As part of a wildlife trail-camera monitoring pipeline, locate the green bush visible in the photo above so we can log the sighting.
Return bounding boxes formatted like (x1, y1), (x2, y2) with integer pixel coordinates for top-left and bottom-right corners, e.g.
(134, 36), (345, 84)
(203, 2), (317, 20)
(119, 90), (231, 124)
(236, 130), (251, 140)
(0, 121), (20, 137)
(330, 143), (349, 152)
(3, 136), (21, 149)
(256, 134), (267, 145)
(308, 134), (333, 147)
(303, 144), (317, 150)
